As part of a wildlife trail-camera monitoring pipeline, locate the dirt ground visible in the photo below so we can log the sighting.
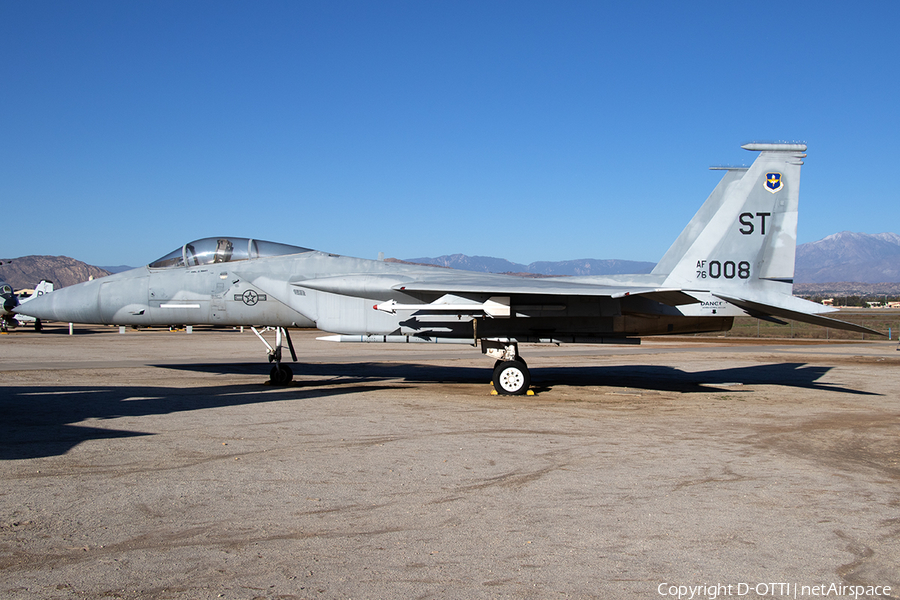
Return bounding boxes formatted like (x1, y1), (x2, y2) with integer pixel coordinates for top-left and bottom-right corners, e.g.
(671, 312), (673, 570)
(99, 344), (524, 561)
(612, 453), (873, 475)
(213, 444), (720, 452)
(1, 326), (899, 599)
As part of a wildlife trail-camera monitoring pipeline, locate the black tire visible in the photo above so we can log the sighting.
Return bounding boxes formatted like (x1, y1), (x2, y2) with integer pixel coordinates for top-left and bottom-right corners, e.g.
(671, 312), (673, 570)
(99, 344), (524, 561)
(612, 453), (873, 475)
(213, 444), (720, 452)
(492, 360), (530, 395)
(269, 364), (293, 385)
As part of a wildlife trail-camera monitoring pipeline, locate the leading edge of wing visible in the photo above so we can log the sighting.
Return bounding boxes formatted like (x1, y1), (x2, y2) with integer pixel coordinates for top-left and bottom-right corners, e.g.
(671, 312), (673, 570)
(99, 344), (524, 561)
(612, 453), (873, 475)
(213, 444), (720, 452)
(713, 293), (885, 336)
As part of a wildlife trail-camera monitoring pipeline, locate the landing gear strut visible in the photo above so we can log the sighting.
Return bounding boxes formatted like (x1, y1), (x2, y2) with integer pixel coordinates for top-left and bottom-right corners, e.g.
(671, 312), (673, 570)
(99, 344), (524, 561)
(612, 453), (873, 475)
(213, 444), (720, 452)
(252, 326), (297, 386)
(483, 339), (531, 395)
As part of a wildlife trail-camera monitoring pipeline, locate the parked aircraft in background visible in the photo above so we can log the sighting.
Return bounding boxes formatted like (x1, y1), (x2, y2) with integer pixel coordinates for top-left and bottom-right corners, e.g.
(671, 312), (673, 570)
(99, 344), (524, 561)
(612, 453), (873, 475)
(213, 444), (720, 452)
(1, 278), (16, 332)
(16, 143), (881, 394)
(14, 280), (54, 330)
(2, 279), (53, 331)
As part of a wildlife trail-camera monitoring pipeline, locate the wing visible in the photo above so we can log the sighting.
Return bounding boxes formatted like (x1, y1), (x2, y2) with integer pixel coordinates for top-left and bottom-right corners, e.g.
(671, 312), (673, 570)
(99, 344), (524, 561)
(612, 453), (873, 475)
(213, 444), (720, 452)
(293, 271), (699, 307)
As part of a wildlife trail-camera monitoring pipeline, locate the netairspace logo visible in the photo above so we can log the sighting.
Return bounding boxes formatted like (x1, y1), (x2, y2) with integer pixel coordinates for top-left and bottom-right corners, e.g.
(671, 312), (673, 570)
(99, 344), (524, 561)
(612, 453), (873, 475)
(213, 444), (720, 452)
(657, 582), (892, 599)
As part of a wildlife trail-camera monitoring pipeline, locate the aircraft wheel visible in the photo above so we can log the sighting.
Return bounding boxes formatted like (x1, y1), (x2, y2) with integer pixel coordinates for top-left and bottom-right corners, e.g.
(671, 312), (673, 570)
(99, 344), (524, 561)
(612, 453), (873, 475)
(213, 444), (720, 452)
(34, 319), (43, 332)
(493, 360), (530, 395)
(269, 364), (293, 386)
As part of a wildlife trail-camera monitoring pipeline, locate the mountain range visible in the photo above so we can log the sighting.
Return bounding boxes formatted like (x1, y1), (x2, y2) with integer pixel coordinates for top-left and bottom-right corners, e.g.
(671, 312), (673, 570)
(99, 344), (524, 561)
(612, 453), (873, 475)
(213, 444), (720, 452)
(401, 255), (656, 277)
(404, 232), (900, 284)
(794, 232), (900, 283)
(1, 231), (898, 291)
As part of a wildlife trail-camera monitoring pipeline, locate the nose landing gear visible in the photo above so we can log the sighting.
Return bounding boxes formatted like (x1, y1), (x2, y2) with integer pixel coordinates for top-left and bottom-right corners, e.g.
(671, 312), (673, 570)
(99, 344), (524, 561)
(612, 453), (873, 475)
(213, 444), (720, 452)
(252, 326), (297, 385)
(269, 363), (293, 385)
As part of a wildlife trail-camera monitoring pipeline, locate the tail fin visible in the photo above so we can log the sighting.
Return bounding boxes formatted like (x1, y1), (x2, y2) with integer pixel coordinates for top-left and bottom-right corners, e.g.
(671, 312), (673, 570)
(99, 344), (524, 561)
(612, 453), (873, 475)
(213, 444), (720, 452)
(658, 143), (806, 296)
(33, 280), (54, 296)
(652, 166), (749, 276)
(656, 143), (882, 336)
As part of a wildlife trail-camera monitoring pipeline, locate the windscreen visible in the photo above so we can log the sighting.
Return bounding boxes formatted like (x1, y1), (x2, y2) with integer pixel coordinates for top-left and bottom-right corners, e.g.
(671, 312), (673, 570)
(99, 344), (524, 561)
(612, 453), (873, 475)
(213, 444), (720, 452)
(149, 237), (312, 269)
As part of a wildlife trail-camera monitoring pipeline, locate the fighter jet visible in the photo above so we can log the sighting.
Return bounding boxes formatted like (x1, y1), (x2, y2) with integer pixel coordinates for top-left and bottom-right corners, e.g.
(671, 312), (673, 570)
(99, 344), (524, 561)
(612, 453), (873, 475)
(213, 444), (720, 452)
(2, 279), (53, 331)
(14, 280), (54, 330)
(16, 143), (881, 394)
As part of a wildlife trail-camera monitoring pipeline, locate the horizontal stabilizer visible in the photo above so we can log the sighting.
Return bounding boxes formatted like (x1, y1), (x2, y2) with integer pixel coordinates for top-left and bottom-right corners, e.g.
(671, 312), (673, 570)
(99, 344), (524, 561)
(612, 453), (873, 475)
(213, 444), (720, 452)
(714, 294), (884, 336)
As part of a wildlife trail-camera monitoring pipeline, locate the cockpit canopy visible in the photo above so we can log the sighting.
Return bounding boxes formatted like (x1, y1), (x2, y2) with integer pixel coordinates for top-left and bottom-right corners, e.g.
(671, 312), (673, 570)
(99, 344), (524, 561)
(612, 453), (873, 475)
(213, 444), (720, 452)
(149, 237), (312, 269)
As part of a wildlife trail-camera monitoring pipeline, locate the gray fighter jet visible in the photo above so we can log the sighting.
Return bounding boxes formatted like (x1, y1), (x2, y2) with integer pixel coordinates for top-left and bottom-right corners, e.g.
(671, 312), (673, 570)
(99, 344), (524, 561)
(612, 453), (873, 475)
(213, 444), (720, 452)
(16, 143), (880, 394)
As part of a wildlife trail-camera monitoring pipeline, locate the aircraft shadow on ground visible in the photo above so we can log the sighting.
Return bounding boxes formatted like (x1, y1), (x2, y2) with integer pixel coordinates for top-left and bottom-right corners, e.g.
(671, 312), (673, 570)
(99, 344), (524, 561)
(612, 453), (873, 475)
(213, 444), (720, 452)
(0, 379), (402, 461)
(162, 359), (876, 397)
(3, 360), (874, 461)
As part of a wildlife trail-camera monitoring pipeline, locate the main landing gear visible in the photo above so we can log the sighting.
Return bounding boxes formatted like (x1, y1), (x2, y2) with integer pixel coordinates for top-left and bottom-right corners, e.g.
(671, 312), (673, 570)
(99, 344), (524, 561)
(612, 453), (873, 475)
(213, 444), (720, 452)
(251, 326), (297, 386)
(483, 339), (531, 395)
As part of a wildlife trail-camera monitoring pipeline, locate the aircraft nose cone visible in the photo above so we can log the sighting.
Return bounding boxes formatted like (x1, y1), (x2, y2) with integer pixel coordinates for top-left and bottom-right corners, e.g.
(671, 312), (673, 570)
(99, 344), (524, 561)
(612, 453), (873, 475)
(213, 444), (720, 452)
(2, 296), (17, 313)
(14, 280), (103, 323)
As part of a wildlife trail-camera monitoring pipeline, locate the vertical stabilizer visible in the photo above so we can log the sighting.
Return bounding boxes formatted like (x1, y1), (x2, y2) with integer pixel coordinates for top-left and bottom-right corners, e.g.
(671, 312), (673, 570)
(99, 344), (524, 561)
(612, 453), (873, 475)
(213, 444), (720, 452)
(652, 167), (748, 276)
(659, 143), (806, 298)
(33, 280), (54, 296)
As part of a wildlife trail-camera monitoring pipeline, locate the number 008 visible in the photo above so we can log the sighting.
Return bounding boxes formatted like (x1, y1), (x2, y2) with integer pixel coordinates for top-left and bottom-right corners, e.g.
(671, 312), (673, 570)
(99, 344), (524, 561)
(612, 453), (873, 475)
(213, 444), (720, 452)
(708, 260), (750, 279)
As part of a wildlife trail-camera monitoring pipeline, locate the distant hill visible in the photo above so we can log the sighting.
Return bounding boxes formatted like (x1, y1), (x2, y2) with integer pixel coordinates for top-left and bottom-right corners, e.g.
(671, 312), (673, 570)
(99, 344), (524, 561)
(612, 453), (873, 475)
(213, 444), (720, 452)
(404, 232), (900, 285)
(403, 254), (656, 276)
(0, 256), (110, 290)
(527, 258), (655, 276)
(795, 232), (900, 283)
(99, 264), (136, 274)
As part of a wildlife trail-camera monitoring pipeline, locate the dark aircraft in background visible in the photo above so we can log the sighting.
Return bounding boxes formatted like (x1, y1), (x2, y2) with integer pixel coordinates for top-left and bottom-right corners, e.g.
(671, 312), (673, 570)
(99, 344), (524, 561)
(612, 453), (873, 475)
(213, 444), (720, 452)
(1, 277), (16, 332)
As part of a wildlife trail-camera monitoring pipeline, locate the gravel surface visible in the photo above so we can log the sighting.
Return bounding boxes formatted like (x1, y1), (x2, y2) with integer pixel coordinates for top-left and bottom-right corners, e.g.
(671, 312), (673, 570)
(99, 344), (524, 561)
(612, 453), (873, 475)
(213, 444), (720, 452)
(2, 327), (898, 599)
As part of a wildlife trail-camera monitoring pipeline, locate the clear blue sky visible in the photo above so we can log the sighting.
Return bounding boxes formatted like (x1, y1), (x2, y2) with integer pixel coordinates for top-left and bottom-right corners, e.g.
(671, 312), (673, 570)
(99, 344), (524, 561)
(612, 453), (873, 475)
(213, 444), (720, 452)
(2, 1), (898, 267)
